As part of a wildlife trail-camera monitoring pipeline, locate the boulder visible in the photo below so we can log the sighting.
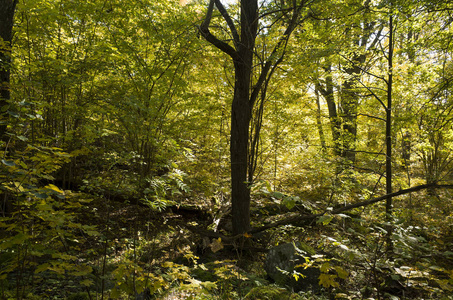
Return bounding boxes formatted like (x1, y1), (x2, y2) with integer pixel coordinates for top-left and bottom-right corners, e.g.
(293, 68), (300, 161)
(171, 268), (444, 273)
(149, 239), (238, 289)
(265, 242), (320, 292)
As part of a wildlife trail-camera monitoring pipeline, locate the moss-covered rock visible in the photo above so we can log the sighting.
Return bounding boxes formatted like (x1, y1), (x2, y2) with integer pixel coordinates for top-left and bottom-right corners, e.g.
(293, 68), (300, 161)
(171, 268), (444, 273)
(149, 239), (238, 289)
(264, 242), (320, 292)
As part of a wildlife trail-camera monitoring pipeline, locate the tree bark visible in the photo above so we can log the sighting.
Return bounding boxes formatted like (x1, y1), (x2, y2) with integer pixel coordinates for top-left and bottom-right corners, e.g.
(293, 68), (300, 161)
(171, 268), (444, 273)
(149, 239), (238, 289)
(0, 0), (18, 141)
(229, 0), (257, 235)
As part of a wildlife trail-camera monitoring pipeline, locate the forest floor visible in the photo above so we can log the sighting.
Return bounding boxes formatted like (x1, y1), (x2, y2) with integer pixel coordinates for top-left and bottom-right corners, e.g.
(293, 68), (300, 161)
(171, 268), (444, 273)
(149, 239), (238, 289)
(2, 189), (453, 299)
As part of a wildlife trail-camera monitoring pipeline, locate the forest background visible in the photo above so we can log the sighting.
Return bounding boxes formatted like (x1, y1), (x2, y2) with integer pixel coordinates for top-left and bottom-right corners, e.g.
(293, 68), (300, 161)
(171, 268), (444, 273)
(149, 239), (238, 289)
(1, 0), (453, 299)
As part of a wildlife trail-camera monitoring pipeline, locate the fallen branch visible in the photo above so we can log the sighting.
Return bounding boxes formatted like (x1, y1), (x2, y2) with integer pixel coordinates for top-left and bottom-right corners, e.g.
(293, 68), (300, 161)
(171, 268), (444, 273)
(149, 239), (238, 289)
(250, 183), (453, 234)
(181, 183), (453, 240)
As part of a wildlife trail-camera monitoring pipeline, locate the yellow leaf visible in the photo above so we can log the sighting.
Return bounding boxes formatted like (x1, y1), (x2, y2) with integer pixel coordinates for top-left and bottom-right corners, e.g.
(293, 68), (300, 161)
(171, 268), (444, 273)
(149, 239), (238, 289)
(210, 238), (224, 253)
(320, 262), (330, 273)
(334, 266), (349, 279)
(46, 184), (64, 194)
(243, 233), (252, 238)
(319, 273), (339, 288)
(435, 279), (453, 291)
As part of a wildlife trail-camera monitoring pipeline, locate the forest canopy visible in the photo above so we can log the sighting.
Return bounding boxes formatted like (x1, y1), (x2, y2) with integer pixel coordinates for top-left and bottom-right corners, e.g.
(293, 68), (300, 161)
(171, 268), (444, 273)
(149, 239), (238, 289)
(1, 0), (453, 299)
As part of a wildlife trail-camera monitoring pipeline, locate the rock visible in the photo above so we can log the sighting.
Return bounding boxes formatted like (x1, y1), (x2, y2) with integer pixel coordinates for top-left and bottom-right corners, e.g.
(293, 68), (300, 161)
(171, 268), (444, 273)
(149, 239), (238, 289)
(265, 242), (320, 292)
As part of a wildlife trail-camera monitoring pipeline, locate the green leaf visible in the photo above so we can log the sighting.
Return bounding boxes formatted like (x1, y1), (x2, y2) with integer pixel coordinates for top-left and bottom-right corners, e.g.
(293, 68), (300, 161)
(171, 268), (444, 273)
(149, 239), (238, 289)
(17, 135), (28, 141)
(334, 266), (349, 279)
(35, 263), (51, 273)
(18, 100), (32, 106)
(272, 192), (285, 199)
(80, 279), (94, 287)
(264, 181), (273, 193)
(8, 111), (19, 118)
(317, 215), (333, 225)
(319, 273), (339, 288)
(200, 281), (217, 290)
(1, 159), (16, 167)
(282, 197), (296, 210)
(32, 192), (48, 199)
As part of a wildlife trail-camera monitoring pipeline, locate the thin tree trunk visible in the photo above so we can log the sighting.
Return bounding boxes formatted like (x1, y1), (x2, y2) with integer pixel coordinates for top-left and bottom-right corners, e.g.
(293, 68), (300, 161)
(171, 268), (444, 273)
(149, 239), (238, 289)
(385, 10), (394, 255)
(316, 64), (341, 155)
(315, 87), (326, 150)
(0, 0), (18, 218)
(0, 0), (18, 141)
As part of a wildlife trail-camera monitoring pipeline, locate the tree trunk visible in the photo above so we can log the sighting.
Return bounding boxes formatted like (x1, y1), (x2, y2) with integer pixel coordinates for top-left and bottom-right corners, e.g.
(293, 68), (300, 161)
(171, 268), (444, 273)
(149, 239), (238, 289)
(316, 64), (341, 155)
(341, 81), (358, 164)
(230, 0), (257, 235)
(341, 55), (363, 165)
(0, 0), (18, 218)
(0, 0), (18, 141)
(315, 87), (326, 150)
(385, 10), (394, 256)
(230, 63), (252, 234)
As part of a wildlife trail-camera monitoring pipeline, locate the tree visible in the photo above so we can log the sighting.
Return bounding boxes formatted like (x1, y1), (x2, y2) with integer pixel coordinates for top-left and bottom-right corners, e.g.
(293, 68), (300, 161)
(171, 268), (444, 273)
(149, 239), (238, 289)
(311, 2), (382, 167)
(198, 0), (309, 234)
(0, 0), (18, 217)
(0, 0), (18, 141)
(11, 0), (198, 191)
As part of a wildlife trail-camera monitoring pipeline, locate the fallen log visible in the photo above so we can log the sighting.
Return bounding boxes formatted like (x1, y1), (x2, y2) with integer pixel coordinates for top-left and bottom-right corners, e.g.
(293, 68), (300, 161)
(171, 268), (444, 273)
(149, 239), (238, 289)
(249, 183), (453, 234)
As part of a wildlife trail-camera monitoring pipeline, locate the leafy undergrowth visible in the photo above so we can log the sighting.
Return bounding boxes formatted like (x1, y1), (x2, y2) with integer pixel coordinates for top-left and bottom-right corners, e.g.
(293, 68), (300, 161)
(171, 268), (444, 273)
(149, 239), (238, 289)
(1, 189), (452, 300)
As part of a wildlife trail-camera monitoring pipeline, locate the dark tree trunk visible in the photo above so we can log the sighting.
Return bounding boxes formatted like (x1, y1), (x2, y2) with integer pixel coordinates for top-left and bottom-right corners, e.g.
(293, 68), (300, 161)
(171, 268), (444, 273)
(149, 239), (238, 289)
(341, 54), (364, 165)
(230, 63), (253, 234)
(0, 0), (18, 141)
(230, 0), (257, 235)
(0, 0), (17, 218)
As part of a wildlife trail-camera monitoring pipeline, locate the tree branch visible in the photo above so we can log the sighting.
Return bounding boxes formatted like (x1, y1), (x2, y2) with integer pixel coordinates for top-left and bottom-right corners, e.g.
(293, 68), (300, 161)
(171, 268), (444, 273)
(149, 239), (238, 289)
(358, 113), (385, 122)
(250, 3), (308, 106)
(198, 0), (239, 60)
(215, 0), (240, 45)
(200, 0), (215, 30)
(356, 78), (387, 109)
